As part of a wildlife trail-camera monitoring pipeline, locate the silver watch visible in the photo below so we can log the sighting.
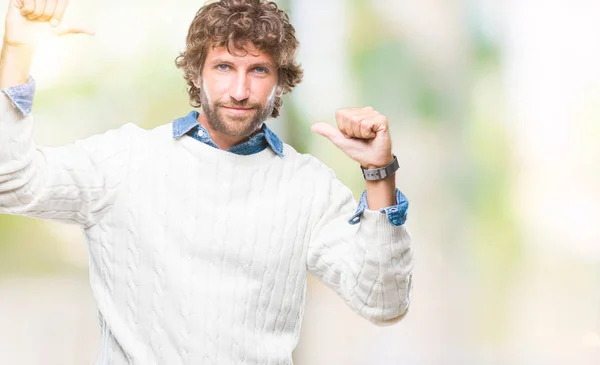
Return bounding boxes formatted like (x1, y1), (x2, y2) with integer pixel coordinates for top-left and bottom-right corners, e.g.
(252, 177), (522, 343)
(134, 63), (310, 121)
(361, 155), (399, 181)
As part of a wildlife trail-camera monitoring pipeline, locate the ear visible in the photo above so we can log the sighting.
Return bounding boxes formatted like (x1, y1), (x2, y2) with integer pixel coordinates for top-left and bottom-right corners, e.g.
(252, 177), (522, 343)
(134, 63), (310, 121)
(275, 86), (284, 97)
(192, 77), (201, 89)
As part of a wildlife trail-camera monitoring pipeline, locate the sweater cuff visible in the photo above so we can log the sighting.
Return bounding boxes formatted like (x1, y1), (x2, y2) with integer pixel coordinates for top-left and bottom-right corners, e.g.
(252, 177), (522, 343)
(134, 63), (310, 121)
(348, 188), (409, 226)
(1, 75), (36, 116)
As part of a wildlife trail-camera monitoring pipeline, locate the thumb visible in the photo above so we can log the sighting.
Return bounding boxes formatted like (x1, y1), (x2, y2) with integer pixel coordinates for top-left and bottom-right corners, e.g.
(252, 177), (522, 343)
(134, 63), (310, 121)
(311, 122), (346, 147)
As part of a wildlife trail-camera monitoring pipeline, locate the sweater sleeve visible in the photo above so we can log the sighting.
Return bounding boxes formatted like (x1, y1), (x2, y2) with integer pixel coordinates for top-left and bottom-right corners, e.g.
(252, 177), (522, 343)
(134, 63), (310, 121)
(306, 169), (413, 325)
(0, 91), (134, 228)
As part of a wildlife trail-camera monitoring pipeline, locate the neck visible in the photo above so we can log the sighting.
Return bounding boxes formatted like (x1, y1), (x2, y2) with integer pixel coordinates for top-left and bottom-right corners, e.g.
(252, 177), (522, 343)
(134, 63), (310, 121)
(196, 110), (262, 150)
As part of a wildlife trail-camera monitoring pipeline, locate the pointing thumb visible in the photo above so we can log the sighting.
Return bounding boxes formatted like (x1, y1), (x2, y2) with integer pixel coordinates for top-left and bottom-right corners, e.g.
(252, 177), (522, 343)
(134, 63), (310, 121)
(311, 122), (344, 145)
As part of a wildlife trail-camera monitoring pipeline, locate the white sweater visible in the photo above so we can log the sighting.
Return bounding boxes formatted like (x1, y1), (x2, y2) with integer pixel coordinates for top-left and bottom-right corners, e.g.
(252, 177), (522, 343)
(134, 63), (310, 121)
(0, 94), (413, 365)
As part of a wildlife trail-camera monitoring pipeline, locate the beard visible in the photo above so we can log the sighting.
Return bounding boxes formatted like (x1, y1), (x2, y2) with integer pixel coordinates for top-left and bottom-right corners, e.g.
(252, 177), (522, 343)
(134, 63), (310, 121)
(199, 87), (276, 138)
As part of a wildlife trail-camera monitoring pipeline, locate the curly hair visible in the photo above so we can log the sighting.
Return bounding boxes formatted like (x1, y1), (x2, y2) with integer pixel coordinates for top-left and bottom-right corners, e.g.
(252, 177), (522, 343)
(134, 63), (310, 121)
(175, 0), (303, 118)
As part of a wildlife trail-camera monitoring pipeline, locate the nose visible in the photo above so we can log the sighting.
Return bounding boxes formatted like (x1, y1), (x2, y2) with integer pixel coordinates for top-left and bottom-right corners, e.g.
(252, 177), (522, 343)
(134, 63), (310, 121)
(229, 71), (250, 102)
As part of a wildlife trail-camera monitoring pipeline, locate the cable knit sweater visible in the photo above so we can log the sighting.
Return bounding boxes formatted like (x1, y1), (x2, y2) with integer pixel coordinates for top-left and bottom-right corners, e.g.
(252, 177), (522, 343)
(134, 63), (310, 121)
(0, 93), (413, 365)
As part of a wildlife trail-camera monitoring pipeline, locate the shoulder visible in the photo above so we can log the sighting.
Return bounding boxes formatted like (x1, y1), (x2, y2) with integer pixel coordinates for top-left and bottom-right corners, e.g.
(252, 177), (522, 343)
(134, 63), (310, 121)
(111, 122), (175, 147)
(118, 122), (170, 138)
(281, 143), (336, 180)
(73, 123), (176, 162)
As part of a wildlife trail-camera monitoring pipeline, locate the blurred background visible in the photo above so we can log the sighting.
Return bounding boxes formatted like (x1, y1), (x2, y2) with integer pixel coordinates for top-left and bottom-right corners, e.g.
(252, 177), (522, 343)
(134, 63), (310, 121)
(1, 0), (600, 364)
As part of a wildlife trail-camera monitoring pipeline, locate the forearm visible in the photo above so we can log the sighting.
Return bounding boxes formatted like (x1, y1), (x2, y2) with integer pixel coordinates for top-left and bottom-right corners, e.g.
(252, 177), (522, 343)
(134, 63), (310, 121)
(0, 86), (36, 203)
(364, 173), (396, 210)
(308, 212), (413, 324)
(0, 40), (36, 181)
(308, 174), (412, 325)
(0, 41), (35, 88)
(0, 41), (38, 211)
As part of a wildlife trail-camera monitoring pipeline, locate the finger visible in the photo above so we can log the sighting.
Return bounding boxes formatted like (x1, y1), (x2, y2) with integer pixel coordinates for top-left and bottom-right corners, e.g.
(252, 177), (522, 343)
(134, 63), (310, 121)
(359, 119), (377, 139)
(351, 116), (363, 137)
(354, 107), (379, 122)
(335, 110), (352, 137)
(337, 107), (378, 138)
(334, 110), (346, 136)
(341, 120), (353, 138)
(39, 0), (58, 21)
(371, 114), (389, 133)
(346, 109), (376, 138)
(311, 122), (347, 147)
(50, 0), (68, 26)
(361, 106), (376, 113)
(26, 0), (44, 20)
(353, 108), (386, 135)
(20, 0), (35, 15)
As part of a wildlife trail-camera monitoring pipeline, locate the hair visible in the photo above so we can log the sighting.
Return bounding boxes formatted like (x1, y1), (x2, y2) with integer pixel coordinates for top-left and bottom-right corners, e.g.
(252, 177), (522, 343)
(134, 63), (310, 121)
(175, 0), (303, 118)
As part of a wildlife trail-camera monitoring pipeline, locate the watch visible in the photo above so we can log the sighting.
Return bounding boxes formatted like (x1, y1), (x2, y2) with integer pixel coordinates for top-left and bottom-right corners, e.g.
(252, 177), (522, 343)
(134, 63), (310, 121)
(361, 155), (399, 181)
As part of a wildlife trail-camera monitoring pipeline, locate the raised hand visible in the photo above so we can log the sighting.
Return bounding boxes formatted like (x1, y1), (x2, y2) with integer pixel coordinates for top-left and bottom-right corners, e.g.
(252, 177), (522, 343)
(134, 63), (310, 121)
(4, 0), (94, 48)
(311, 107), (395, 169)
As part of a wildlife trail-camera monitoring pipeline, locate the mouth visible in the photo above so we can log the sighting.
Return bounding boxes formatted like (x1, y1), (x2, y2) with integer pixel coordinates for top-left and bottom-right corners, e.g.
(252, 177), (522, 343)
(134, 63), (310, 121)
(221, 105), (254, 110)
(220, 106), (255, 115)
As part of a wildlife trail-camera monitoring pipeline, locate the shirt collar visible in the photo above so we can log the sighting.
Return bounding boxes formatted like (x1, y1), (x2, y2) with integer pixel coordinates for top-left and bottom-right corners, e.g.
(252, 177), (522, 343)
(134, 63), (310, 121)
(172, 110), (284, 157)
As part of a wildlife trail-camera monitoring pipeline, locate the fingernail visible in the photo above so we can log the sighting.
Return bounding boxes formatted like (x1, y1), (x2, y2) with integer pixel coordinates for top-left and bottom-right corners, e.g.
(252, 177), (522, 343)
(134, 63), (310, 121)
(50, 19), (60, 27)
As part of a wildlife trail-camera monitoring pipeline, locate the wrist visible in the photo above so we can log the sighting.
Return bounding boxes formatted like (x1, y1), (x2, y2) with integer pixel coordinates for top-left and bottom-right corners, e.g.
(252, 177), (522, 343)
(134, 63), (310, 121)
(364, 173), (397, 210)
(365, 172), (396, 186)
(361, 154), (399, 181)
(2, 36), (36, 50)
(363, 154), (394, 169)
(0, 41), (35, 88)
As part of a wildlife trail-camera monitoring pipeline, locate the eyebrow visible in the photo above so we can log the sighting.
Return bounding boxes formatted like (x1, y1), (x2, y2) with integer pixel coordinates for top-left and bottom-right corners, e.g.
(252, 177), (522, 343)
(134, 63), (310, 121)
(249, 62), (276, 70)
(209, 58), (276, 69)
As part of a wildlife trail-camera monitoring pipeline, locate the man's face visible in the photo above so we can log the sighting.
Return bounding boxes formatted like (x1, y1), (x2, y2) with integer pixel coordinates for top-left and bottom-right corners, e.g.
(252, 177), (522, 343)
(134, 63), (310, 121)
(195, 43), (280, 138)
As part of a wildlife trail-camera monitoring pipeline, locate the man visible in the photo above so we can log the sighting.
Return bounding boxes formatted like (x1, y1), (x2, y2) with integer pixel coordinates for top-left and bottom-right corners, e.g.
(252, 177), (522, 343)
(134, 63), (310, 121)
(0, 0), (413, 364)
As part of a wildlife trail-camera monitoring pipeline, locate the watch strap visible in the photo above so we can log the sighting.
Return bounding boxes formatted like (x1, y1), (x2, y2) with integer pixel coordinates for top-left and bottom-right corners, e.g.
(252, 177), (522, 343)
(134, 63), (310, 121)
(361, 155), (399, 181)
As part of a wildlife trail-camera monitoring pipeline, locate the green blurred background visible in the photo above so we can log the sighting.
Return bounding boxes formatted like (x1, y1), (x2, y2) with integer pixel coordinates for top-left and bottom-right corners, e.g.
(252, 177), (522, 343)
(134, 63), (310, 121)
(1, 0), (600, 364)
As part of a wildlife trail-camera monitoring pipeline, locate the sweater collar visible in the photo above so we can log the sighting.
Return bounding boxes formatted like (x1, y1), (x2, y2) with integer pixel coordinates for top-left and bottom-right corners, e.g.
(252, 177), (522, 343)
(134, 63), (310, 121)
(172, 110), (284, 157)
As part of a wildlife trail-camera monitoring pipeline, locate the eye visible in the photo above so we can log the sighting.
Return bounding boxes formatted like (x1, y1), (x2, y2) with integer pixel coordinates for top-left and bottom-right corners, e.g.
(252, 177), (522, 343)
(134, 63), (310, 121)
(216, 64), (230, 71)
(254, 67), (269, 74)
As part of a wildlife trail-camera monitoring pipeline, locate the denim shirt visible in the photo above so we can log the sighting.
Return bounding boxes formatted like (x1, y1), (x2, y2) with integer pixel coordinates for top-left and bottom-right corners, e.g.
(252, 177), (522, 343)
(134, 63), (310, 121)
(2, 77), (409, 226)
(172, 110), (284, 157)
